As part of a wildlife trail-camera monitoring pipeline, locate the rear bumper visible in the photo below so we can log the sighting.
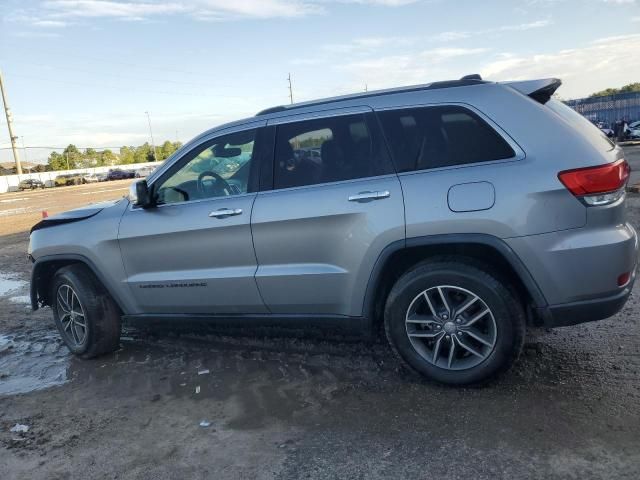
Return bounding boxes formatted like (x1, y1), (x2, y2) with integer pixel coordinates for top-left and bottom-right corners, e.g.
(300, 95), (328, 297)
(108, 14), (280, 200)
(506, 222), (638, 327)
(541, 276), (634, 327)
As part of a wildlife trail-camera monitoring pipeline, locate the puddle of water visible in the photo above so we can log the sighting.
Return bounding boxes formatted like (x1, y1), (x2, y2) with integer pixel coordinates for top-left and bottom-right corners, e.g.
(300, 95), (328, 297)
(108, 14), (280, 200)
(0, 332), (70, 396)
(9, 295), (31, 304)
(0, 272), (27, 296)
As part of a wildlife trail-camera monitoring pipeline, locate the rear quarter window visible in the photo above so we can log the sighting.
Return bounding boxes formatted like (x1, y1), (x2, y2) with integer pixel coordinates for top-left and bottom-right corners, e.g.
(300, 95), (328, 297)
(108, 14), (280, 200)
(377, 105), (515, 172)
(546, 99), (615, 152)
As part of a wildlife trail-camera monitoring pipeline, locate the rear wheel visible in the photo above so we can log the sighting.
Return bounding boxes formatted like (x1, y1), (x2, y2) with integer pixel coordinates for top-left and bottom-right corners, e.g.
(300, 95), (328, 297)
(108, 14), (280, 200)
(51, 265), (121, 358)
(384, 258), (525, 385)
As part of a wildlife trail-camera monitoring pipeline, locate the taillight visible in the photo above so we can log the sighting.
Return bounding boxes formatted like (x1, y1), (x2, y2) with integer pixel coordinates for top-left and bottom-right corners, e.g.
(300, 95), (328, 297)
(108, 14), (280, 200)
(558, 159), (630, 206)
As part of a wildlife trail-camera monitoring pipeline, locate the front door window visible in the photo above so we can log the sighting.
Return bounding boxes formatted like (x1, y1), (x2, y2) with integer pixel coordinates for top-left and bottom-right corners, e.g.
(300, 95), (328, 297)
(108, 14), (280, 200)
(155, 129), (256, 205)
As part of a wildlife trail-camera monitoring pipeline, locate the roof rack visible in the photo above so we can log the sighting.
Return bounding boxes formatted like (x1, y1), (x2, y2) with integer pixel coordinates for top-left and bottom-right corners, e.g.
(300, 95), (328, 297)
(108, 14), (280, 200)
(255, 75), (486, 116)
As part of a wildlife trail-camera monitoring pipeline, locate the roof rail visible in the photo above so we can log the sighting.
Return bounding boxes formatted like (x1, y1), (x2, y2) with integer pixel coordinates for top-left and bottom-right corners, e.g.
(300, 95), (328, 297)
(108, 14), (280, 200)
(255, 76), (487, 116)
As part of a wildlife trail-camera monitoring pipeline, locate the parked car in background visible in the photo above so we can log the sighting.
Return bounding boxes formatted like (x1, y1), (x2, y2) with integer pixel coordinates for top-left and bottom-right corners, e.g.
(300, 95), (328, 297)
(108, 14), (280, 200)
(595, 122), (614, 138)
(628, 121), (640, 139)
(96, 173), (109, 182)
(135, 166), (156, 178)
(54, 174), (83, 187)
(29, 76), (637, 386)
(107, 168), (135, 181)
(82, 174), (99, 183)
(18, 178), (45, 190)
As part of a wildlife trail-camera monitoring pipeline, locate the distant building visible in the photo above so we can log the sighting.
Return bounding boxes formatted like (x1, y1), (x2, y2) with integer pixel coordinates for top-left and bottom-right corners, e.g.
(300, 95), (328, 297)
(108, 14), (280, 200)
(565, 91), (640, 125)
(0, 161), (43, 175)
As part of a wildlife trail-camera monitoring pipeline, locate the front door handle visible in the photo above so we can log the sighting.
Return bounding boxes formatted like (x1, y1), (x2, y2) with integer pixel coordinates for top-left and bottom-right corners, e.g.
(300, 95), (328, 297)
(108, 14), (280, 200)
(348, 190), (391, 202)
(209, 208), (243, 218)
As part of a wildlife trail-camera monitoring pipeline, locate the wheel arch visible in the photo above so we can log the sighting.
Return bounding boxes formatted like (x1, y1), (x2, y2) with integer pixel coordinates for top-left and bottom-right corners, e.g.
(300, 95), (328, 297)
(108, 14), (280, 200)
(31, 254), (125, 313)
(362, 234), (549, 331)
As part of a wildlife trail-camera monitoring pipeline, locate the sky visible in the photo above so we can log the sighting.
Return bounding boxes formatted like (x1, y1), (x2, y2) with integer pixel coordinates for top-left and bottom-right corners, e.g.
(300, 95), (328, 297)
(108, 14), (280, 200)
(0, 0), (639, 164)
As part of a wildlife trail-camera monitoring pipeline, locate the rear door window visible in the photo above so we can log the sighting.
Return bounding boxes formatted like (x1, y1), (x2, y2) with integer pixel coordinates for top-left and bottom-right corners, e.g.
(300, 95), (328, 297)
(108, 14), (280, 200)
(273, 113), (393, 189)
(377, 105), (516, 172)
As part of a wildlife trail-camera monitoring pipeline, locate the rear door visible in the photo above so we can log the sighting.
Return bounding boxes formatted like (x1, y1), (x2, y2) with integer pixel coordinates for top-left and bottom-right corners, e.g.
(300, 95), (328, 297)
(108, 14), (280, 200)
(251, 107), (405, 317)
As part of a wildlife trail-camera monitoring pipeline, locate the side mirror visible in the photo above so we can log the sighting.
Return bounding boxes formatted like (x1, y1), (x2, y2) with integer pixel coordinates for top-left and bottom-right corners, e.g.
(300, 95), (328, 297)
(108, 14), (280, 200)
(129, 180), (153, 207)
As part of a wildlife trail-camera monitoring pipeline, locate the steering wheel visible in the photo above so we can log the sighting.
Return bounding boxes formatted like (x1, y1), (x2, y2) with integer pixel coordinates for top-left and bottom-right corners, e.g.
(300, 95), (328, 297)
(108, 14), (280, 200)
(197, 171), (232, 196)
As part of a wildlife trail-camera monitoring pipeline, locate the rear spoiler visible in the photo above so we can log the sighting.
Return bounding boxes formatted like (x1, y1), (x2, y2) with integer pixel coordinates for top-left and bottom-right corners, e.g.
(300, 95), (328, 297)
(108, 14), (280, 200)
(501, 78), (562, 104)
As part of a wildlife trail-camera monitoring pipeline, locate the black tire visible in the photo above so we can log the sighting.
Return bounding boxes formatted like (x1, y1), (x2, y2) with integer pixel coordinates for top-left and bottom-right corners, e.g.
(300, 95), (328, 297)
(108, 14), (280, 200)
(384, 257), (525, 386)
(51, 265), (121, 359)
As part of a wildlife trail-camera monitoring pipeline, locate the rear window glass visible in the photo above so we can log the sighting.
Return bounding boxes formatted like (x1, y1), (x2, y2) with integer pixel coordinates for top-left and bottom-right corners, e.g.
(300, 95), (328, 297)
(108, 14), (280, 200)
(377, 106), (515, 172)
(546, 99), (615, 151)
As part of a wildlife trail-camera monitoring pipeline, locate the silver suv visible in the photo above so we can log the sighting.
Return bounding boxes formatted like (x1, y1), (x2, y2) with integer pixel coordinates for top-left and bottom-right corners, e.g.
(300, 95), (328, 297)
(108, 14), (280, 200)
(29, 76), (637, 385)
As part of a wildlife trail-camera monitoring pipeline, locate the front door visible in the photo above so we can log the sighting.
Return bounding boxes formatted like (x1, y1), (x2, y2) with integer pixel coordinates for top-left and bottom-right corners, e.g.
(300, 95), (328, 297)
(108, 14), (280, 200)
(251, 108), (405, 317)
(118, 125), (268, 315)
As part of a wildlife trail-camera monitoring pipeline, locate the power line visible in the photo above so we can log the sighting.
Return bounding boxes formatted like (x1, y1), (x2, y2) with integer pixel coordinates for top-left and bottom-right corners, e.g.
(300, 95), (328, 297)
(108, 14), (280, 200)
(2, 43), (286, 83)
(2, 43), (204, 77)
(5, 72), (255, 99)
(0, 59), (243, 90)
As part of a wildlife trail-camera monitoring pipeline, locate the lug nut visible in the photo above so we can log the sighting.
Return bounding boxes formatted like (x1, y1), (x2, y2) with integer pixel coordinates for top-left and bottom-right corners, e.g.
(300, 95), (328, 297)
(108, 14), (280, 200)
(456, 318), (462, 323)
(442, 314), (449, 320)
(445, 335), (450, 340)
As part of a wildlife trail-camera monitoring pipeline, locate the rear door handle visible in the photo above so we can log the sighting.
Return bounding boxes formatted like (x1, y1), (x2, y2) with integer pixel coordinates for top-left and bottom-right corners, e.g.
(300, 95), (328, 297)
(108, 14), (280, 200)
(348, 190), (390, 202)
(209, 208), (243, 218)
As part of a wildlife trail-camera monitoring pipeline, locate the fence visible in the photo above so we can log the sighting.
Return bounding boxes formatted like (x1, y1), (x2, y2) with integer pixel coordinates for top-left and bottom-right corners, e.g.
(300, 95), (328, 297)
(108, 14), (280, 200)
(565, 92), (640, 125)
(0, 161), (162, 194)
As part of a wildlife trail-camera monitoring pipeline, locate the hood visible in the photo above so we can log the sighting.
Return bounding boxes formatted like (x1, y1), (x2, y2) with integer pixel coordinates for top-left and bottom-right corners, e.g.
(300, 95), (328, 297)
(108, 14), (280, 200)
(30, 199), (123, 233)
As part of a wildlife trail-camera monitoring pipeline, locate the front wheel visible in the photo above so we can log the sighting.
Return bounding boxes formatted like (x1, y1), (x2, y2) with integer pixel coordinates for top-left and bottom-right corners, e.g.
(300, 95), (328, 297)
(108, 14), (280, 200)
(51, 265), (121, 358)
(384, 258), (525, 385)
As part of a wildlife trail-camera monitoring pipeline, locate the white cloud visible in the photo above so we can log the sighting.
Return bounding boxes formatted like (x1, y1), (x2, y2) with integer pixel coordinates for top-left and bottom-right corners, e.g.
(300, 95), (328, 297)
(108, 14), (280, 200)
(307, 31), (639, 100)
(434, 19), (552, 42)
(8, 0), (418, 25)
(342, 0), (420, 4)
(480, 34), (640, 98)
(339, 47), (489, 89)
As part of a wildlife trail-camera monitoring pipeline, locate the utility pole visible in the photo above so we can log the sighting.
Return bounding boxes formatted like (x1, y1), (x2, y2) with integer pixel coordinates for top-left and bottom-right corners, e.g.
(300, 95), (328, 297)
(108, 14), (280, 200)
(365, 83), (368, 92)
(145, 111), (158, 162)
(0, 70), (22, 174)
(287, 73), (294, 105)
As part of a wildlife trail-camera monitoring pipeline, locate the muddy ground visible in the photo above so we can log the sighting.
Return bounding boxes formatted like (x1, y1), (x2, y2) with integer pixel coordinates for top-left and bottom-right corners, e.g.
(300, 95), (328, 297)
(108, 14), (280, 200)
(1, 156), (640, 479)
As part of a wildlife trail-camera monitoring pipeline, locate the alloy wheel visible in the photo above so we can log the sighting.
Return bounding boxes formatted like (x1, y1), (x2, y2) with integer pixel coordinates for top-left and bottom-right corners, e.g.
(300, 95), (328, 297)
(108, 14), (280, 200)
(405, 285), (497, 370)
(56, 284), (88, 347)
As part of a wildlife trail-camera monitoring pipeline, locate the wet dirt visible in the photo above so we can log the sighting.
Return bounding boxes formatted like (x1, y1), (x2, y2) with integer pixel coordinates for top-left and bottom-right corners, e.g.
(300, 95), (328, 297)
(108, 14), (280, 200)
(1, 184), (640, 478)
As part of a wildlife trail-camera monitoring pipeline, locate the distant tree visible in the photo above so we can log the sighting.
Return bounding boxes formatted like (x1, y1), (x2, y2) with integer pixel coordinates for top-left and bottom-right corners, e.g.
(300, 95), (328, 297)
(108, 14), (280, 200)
(82, 148), (100, 167)
(119, 146), (135, 165)
(589, 82), (640, 98)
(47, 145), (82, 170)
(159, 140), (182, 161)
(134, 143), (153, 163)
(47, 151), (66, 171)
(40, 140), (177, 172)
(101, 149), (118, 166)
